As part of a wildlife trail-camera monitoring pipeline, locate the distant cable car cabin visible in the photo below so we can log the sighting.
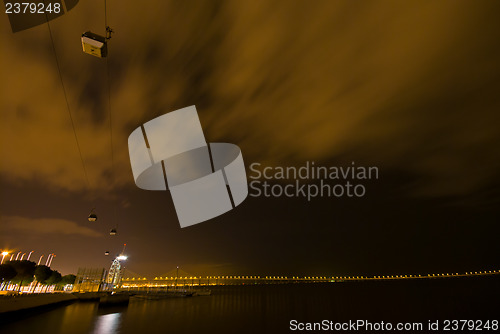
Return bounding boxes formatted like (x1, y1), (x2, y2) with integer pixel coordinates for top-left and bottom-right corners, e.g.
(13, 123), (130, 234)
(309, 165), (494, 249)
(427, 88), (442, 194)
(110, 228), (117, 236)
(81, 31), (108, 58)
(88, 212), (97, 222)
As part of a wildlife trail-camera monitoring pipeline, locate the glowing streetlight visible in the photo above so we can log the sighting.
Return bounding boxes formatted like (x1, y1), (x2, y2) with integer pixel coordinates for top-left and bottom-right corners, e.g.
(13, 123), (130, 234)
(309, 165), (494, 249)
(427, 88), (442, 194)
(48, 254), (56, 267)
(46, 254), (53, 266)
(1, 251), (9, 264)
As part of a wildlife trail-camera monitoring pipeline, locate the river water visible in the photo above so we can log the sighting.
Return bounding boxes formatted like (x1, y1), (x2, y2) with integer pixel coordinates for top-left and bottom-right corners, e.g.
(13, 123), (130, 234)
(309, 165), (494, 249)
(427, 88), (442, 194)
(1, 277), (499, 333)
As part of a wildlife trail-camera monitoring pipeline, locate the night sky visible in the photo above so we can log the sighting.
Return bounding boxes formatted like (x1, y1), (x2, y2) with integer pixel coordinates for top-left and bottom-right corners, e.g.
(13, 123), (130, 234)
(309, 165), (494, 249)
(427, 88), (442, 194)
(1, 0), (499, 278)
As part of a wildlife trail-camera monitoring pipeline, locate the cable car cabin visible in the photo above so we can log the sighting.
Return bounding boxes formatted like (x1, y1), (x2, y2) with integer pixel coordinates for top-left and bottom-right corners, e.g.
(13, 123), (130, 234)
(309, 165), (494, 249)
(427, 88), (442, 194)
(88, 214), (97, 222)
(81, 31), (108, 58)
(109, 229), (117, 236)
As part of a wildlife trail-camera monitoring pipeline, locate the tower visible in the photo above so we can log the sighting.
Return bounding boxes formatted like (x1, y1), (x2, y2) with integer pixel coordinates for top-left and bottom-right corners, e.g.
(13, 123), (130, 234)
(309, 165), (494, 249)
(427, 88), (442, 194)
(107, 258), (122, 287)
(106, 244), (127, 289)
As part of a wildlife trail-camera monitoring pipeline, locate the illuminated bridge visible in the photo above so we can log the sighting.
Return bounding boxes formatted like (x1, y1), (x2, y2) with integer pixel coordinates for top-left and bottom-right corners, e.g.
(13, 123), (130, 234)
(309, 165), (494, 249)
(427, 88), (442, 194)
(121, 270), (500, 289)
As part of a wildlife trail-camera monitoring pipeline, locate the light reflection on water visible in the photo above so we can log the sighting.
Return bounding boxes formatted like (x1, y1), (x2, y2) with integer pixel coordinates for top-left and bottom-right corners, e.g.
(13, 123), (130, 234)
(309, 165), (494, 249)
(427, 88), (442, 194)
(91, 312), (122, 334)
(58, 302), (98, 333)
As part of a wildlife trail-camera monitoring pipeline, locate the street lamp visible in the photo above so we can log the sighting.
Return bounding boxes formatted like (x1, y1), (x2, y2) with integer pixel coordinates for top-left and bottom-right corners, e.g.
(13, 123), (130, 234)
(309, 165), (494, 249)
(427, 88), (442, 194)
(48, 254), (56, 267)
(1, 251), (9, 264)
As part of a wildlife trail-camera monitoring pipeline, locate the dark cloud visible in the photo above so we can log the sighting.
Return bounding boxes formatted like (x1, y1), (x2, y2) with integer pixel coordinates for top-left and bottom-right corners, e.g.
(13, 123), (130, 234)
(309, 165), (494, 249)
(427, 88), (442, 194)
(0, 215), (102, 237)
(2, 1), (500, 198)
(3, 2), (498, 196)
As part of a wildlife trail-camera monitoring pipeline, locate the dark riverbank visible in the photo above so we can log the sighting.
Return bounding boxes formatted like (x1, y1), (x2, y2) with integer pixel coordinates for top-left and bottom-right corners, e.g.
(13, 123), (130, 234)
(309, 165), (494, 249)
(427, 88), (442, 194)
(0, 293), (77, 322)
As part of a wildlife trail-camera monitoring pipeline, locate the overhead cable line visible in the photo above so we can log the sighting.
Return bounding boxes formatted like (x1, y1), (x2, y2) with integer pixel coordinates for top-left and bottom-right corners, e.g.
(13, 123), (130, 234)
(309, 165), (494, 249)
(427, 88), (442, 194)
(104, 0), (118, 234)
(44, 5), (91, 189)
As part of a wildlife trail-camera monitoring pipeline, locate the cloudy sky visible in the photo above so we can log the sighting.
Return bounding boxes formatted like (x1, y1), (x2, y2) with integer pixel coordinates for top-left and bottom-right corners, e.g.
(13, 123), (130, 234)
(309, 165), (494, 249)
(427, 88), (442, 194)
(1, 0), (499, 277)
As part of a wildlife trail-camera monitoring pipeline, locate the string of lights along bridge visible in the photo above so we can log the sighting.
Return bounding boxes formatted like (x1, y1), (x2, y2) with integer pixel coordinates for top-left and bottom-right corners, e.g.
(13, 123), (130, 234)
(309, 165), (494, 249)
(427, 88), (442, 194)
(121, 270), (500, 288)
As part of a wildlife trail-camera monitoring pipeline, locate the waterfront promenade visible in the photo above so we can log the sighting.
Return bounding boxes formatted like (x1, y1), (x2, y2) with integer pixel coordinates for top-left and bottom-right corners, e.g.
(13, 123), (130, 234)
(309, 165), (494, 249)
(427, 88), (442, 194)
(0, 293), (76, 316)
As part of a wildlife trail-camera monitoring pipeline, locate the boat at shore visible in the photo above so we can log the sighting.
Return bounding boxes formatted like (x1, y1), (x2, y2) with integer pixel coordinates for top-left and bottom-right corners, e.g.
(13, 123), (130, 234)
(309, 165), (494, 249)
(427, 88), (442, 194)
(99, 292), (130, 306)
(72, 292), (105, 301)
